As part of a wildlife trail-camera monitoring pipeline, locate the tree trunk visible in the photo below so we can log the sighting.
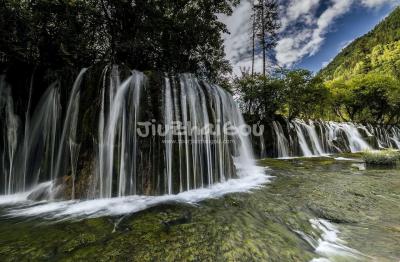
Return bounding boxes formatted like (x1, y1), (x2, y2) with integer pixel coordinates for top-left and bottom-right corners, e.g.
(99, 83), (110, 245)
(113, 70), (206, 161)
(261, 1), (266, 76)
(252, 5), (256, 76)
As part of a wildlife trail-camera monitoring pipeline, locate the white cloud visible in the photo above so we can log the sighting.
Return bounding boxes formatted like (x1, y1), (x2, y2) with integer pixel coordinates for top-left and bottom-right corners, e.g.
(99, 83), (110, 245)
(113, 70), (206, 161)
(219, 1), (255, 75)
(360, 0), (398, 8)
(280, 0), (320, 31)
(276, 0), (354, 67)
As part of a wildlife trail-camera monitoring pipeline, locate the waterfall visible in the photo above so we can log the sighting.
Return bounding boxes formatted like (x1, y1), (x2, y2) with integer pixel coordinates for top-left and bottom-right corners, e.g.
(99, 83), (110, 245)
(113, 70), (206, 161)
(164, 78), (173, 194)
(294, 121), (313, 157)
(390, 126), (400, 148)
(0, 77), (62, 195)
(54, 69), (87, 182)
(0, 77), (19, 194)
(272, 121), (289, 158)
(0, 69), (86, 195)
(1, 67), (263, 202)
(268, 119), (398, 158)
(300, 120), (325, 155)
(97, 70), (143, 198)
(21, 75), (34, 192)
(24, 84), (61, 187)
(330, 122), (371, 153)
(92, 71), (256, 198)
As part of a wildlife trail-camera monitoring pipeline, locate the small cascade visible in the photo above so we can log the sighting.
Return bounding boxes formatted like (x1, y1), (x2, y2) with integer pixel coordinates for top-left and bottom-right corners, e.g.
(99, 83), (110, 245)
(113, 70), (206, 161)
(272, 121), (289, 158)
(294, 121), (313, 157)
(267, 119), (399, 158)
(302, 121), (325, 155)
(23, 84), (61, 187)
(54, 69), (87, 182)
(164, 78), (174, 194)
(329, 122), (371, 153)
(259, 135), (267, 159)
(390, 126), (400, 148)
(21, 76), (34, 192)
(69, 140), (80, 200)
(97, 69), (144, 198)
(0, 77), (19, 194)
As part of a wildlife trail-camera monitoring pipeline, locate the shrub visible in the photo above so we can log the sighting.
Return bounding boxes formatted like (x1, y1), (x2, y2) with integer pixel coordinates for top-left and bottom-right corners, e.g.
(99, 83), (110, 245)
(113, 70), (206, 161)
(362, 149), (400, 166)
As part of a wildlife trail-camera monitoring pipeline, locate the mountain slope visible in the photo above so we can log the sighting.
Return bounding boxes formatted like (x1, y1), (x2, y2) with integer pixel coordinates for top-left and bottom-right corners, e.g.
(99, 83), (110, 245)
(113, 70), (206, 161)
(319, 6), (400, 81)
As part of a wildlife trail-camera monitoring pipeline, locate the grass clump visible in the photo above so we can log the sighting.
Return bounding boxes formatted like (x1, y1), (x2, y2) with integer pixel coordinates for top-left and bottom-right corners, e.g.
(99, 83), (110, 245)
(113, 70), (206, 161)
(362, 150), (400, 166)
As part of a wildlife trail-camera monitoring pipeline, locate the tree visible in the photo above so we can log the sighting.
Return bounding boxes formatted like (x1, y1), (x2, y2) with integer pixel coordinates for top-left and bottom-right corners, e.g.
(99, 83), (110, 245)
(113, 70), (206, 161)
(99, 0), (239, 82)
(251, 0), (280, 76)
(0, 0), (106, 71)
(234, 69), (330, 122)
(285, 69), (329, 120)
(0, 0), (239, 83)
(234, 71), (285, 121)
(326, 73), (400, 124)
(325, 78), (352, 121)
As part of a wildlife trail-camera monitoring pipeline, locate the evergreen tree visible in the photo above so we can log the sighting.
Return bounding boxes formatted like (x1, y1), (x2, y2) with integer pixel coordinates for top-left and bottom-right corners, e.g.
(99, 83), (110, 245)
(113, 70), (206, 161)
(251, 0), (280, 76)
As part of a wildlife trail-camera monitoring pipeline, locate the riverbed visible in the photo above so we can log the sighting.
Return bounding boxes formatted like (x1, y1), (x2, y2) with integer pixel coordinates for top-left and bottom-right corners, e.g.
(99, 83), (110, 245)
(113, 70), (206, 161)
(0, 154), (399, 261)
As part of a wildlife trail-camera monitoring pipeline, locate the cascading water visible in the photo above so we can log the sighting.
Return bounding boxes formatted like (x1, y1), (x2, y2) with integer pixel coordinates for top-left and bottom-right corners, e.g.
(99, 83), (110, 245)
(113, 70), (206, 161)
(97, 69), (144, 198)
(54, 69), (87, 182)
(294, 121), (314, 157)
(0, 76), (19, 194)
(268, 119), (400, 158)
(93, 69), (256, 198)
(301, 121), (325, 155)
(1, 66), (265, 206)
(22, 84), (61, 189)
(272, 121), (289, 158)
(3, 65), (400, 206)
(0, 70), (86, 196)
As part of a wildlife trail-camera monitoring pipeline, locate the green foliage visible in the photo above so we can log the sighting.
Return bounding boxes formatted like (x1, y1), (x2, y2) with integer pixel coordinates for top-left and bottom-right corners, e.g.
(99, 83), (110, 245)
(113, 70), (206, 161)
(0, 0), (239, 82)
(234, 72), (285, 121)
(234, 69), (330, 121)
(325, 73), (400, 124)
(362, 149), (400, 166)
(230, 6), (400, 125)
(319, 7), (400, 124)
(100, 0), (239, 82)
(0, 0), (105, 69)
(284, 69), (329, 120)
(320, 7), (400, 81)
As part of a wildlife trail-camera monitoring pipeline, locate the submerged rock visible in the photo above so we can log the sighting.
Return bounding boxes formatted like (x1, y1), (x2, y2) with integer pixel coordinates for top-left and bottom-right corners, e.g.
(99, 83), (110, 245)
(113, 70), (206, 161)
(27, 182), (64, 201)
(307, 204), (358, 224)
(161, 211), (192, 231)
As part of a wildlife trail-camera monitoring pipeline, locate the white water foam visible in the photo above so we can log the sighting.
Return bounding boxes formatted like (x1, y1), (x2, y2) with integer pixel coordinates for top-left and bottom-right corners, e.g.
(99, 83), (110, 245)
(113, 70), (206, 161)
(310, 219), (366, 261)
(0, 168), (269, 220)
(0, 182), (53, 205)
(277, 155), (332, 160)
(334, 157), (358, 161)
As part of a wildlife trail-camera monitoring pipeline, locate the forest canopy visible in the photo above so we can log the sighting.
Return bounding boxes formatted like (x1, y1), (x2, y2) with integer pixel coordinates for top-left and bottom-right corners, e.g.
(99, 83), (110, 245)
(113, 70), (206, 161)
(0, 0), (240, 82)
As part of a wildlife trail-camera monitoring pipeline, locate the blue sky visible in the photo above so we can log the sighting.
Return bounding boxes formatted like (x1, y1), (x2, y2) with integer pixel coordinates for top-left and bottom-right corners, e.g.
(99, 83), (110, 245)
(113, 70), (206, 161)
(221, 0), (399, 75)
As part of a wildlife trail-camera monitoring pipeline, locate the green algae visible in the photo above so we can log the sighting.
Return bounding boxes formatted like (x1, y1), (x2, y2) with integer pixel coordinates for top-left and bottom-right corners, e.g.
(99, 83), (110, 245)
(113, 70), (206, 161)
(0, 155), (399, 261)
